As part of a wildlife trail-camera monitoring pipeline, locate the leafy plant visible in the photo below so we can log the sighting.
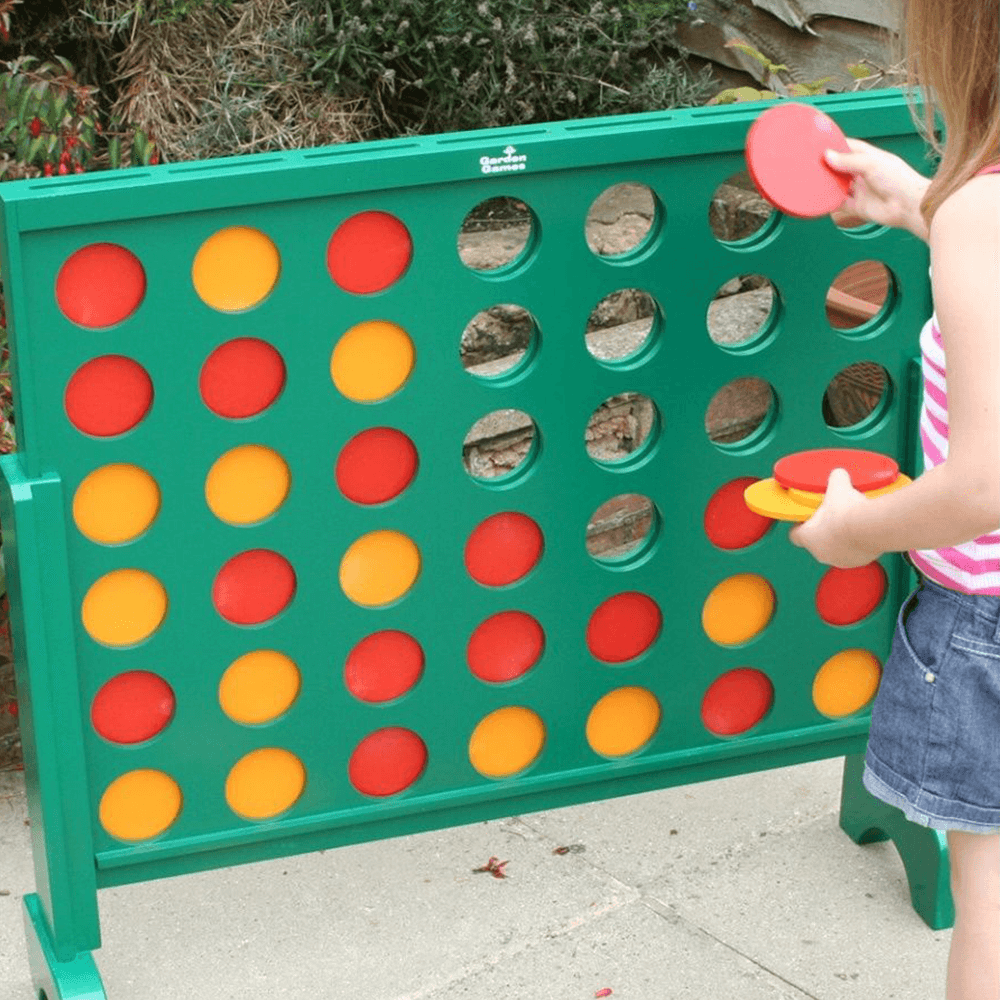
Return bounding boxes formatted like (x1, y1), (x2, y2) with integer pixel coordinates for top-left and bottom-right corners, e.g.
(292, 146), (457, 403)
(0, 55), (158, 178)
(307, 0), (714, 134)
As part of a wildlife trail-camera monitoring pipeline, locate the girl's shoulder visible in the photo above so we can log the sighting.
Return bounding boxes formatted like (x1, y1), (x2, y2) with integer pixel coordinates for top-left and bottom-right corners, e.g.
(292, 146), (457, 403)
(933, 166), (1000, 240)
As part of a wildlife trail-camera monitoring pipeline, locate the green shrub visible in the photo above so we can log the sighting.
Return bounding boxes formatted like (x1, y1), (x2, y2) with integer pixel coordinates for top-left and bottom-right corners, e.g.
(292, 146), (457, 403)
(307, 0), (714, 135)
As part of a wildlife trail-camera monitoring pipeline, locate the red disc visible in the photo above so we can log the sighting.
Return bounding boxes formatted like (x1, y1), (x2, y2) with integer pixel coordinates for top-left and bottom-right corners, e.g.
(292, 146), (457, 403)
(465, 512), (543, 587)
(344, 630), (424, 702)
(467, 611), (545, 683)
(327, 211), (413, 295)
(701, 668), (773, 736)
(774, 448), (898, 493)
(65, 355), (153, 437)
(213, 549), (296, 625)
(816, 562), (887, 626)
(56, 243), (146, 327)
(200, 338), (286, 418)
(349, 727), (427, 797)
(335, 428), (418, 505)
(745, 102), (852, 218)
(91, 671), (175, 744)
(586, 591), (662, 664)
(704, 477), (774, 550)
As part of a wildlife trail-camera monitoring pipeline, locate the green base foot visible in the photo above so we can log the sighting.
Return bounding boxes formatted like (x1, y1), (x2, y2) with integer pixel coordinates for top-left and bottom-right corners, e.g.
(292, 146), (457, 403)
(839, 754), (954, 930)
(22, 895), (106, 1000)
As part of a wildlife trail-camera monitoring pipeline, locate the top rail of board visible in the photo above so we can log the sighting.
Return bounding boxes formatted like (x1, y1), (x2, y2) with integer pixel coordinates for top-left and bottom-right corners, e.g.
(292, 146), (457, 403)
(0, 89), (923, 231)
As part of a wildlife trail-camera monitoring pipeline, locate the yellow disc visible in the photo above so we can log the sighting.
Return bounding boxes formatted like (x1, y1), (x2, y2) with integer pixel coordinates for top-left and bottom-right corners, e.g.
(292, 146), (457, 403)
(586, 686), (661, 758)
(743, 478), (816, 522)
(192, 226), (280, 312)
(469, 706), (545, 778)
(82, 569), (167, 646)
(205, 444), (290, 525)
(226, 747), (306, 820)
(73, 464), (161, 544)
(99, 769), (182, 841)
(340, 530), (420, 607)
(702, 573), (775, 646)
(813, 648), (882, 718)
(330, 321), (415, 402)
(786, 487), (825, 508)
(219, 650), (301, 725)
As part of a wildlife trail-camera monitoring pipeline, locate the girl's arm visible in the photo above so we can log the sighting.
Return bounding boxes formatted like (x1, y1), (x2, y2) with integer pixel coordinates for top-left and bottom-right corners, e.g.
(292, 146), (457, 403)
(790, 174), (1000, 568)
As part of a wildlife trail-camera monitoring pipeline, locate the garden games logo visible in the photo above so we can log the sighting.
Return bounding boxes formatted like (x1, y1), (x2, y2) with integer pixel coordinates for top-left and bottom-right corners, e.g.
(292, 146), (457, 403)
(480, 145), (528, 175)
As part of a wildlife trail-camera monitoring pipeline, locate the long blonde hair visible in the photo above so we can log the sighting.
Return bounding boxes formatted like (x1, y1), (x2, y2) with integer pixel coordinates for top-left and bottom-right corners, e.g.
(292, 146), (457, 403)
(901, 0), (1000, 226)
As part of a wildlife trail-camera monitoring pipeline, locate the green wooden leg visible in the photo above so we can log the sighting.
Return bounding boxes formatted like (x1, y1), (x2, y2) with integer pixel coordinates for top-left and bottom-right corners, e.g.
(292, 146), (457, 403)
(839, 753), (954, 930)
(22, 895), (106, 1000)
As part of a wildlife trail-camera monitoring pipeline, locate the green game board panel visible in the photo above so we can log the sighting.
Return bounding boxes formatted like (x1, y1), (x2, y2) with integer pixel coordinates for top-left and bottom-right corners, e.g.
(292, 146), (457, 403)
(0, 90), (929, 887)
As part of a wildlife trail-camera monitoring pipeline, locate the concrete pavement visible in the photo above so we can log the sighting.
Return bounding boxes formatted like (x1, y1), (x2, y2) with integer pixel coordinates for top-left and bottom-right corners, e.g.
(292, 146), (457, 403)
(0, 758), (951, 1000)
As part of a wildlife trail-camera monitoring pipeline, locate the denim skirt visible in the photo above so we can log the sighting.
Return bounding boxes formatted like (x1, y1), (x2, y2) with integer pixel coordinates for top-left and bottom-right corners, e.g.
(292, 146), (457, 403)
(864, 574), (1000, 834)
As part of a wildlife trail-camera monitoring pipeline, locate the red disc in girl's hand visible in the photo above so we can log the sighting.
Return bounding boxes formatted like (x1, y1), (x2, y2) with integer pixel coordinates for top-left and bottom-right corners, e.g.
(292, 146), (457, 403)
(773, 448), (898, 493)
(745, 102), (852, 218)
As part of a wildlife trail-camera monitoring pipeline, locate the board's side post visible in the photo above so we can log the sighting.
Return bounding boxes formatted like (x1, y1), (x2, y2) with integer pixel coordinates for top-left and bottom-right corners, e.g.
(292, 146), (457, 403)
(839, 755), (953, 929)
(839, 349), (952, 930)
(0, 454), (106, 997)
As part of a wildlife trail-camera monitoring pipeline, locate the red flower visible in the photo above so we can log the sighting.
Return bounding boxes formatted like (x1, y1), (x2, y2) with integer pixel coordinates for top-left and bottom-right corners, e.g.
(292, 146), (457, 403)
(28, 117), (42, 138)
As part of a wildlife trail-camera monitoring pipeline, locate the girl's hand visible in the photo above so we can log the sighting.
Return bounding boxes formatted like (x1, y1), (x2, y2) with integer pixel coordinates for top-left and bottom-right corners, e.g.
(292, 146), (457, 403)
(789, 468), (883, 568)
(825, 139), (932, 242)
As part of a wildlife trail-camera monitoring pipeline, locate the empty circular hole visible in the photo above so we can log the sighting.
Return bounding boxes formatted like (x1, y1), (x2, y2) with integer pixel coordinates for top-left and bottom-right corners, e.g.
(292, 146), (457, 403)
(822, 362), (891, 434)
(585, 288), (660, 365)
(707, 275), (778, 351)
(463, 409), (537, 485)
(705, 377), (777, 451)
(460, 305), (538, 381)
(710, 170), (777, 245)
(586, 182), (659, 258)
(458, 197), (536, 274)
(586, 393), (659, 469)
(826, 260), (894, 332)
(587, 494), (658, 565)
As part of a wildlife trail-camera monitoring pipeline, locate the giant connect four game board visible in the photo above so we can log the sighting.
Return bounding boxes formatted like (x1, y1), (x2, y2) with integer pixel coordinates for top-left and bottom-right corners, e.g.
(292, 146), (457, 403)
(0, 89), (954, 998)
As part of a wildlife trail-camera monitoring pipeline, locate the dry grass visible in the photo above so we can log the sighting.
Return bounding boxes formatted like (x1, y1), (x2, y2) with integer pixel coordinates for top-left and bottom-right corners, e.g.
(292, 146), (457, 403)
(86, 0), (375, 161)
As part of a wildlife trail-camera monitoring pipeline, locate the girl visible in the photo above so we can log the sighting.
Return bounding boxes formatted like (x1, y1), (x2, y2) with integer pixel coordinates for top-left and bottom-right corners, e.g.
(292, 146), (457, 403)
(789, 1), (999, 997)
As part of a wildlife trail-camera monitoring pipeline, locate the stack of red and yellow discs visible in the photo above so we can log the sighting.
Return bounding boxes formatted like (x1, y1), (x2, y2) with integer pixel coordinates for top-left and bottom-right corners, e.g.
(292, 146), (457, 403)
(744, 448), (911, 522)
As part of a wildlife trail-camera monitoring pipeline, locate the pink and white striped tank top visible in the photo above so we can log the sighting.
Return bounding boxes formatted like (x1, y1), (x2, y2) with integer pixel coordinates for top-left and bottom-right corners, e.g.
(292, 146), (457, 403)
(908, 162), (1000, 594)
